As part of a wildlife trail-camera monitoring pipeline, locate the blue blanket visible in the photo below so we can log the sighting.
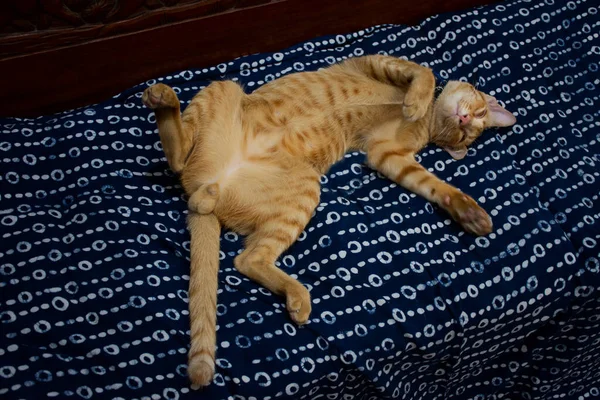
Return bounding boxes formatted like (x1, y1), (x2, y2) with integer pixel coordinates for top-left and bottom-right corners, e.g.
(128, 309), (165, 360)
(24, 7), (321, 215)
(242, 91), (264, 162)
(2, 0), (600, 398)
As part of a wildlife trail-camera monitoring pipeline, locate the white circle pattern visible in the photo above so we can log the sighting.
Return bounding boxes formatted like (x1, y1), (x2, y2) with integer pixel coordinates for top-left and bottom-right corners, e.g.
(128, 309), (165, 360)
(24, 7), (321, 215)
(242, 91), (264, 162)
(1, 0), (600, 399)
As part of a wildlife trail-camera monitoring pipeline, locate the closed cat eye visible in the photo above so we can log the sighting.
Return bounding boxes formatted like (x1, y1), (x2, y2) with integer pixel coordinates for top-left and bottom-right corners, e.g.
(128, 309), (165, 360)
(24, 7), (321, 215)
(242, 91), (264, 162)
(474, 109), (487, 118)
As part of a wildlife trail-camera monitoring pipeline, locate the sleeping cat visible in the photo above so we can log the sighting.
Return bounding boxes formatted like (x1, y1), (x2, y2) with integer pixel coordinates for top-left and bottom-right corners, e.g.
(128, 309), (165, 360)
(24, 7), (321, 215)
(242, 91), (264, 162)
(141, 55), (516, 388)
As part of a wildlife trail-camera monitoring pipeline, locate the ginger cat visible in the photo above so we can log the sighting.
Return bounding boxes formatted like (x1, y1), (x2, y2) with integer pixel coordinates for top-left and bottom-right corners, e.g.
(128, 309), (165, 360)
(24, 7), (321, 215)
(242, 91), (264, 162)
(141, 55), (516, 388)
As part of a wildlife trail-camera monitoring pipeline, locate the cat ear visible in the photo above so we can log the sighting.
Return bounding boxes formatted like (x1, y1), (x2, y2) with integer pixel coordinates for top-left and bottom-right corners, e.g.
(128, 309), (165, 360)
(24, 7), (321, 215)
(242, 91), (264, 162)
(445, 146), (467, 160)
(484, 94), (517, 127)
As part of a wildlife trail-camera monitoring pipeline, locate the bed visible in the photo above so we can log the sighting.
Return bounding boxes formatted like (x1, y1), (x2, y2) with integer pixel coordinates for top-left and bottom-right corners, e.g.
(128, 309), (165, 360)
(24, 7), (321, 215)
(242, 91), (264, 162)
(2, 0), (600, 399)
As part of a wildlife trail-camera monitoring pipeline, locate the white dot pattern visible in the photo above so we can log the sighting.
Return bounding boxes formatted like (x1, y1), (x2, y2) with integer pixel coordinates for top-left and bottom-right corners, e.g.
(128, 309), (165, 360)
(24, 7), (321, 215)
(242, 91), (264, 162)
(1, 0), (600, 399)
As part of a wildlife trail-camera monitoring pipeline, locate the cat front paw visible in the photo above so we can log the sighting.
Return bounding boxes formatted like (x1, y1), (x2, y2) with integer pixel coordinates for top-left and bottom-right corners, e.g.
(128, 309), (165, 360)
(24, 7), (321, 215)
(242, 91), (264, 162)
(402, 91), (430, 121)
(403, 71), (435, 121)
(142, 83), (180, 109)
(443, 193), (492, 236)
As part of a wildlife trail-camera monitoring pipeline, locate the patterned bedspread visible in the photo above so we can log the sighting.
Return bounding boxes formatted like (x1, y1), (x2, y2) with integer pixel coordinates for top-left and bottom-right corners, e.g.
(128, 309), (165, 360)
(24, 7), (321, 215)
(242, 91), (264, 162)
(2, 0), (600, 398)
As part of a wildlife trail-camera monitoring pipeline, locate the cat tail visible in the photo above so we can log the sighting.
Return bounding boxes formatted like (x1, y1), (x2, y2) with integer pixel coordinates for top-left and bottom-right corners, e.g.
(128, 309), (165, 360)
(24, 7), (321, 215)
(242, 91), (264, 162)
(186, 211), (221, 389)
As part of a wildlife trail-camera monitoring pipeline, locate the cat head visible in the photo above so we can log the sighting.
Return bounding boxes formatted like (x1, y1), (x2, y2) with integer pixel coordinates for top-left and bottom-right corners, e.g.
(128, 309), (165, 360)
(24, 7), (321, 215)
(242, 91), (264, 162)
(431, 81), (516, 160)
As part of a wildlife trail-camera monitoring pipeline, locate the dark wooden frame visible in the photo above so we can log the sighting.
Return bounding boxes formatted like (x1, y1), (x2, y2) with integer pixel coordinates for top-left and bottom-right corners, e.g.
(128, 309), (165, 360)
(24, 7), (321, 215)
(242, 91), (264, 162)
(0, 0), (499, 118)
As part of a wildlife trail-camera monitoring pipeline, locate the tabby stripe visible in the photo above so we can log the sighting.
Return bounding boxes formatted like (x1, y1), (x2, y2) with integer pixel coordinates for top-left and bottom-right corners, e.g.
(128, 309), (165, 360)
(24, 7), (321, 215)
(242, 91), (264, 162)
(352, 75), (363, 85)
(292, 201), (314, 216)
(326, 140), (337, 161)
(325, 84), (336, 106)
(269, 209), (306, 224)
(365, 60), (375, 79)
(384, 65), (396, 85)
(395, 164), (422, 182)
(332, 74), (345, 85)
(277, 90), (295, 101)
(183, 102), (202, 124)
(416, 176), (432, 186)
(345, 111), (353, 124)
(293, 173), (316, 183)
(376, 149), (411, 167)
(278, 216), (305, 228)
(281, 136), (294, 153)
(265, 113), (277, 125)
(296, 131), (307, 143)
(341, 86), (349, 99)
(314, 73), (328, 87)
(266, 230), (294, 245)
(333, 136), (344, 158)
(333, 113), (345, 128)
(186, 101), (202, 113)
(254, 122), (266, 133)
(253, 242), (280, 255)
(301, 100), (313, 111)
(317, 146), (330, 168)
(299, 82), (319, 106)
(297, 189), (319, 204)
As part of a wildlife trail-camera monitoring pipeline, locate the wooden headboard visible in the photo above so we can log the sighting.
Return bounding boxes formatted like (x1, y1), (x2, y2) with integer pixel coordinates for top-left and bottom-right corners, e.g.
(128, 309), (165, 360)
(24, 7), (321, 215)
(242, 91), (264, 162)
(0, 0), (499, 118)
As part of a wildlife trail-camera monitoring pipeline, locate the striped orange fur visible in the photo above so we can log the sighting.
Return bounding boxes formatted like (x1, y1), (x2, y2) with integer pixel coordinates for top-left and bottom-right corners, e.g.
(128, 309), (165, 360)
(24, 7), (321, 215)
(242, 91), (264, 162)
(141, 55), (516, 388)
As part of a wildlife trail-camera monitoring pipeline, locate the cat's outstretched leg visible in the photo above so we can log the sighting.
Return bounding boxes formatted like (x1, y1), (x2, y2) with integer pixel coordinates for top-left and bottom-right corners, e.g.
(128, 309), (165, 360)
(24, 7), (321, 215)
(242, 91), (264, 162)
(235, 230), (312, 325)
(233, 179), (320, 325)
(367, 140), (492, 236)
(142, 83), (195, 173)
(342, 55), (435, 121)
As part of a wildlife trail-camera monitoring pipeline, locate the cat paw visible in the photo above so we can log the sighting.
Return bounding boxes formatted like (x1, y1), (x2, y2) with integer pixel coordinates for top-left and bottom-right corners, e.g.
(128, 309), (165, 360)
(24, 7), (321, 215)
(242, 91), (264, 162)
(403, 71), (435, 121)
(286, 284), (311, 325)
(142, 83), (179, 109)
(402, 92), (430, 122)
(444, 193), (492, 236)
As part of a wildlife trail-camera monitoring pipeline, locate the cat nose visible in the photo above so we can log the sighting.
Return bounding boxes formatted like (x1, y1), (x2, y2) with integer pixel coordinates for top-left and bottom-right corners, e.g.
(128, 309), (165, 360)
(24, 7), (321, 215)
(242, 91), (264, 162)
(458, 114), (471, 125)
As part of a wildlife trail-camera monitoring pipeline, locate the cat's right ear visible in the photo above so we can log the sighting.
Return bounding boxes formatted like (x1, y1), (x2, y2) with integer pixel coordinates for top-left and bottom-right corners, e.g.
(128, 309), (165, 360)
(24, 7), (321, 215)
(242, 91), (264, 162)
(484, 94), (517, 128)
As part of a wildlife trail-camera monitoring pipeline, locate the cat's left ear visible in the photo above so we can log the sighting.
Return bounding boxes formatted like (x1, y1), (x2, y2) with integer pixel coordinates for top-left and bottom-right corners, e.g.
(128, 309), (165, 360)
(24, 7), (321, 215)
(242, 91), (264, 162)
(484, 94), (517, 127)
